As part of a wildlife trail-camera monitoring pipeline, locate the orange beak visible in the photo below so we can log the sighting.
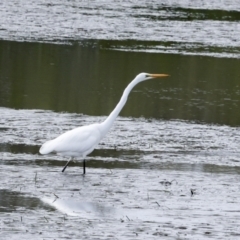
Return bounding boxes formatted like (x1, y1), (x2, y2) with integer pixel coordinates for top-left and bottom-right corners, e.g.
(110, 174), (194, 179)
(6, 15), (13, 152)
(149, 73), (169, 78)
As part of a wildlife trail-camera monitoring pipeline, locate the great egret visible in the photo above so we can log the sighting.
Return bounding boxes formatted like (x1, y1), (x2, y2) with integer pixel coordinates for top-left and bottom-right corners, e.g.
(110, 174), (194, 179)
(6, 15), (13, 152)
(39, 72), (169, 174)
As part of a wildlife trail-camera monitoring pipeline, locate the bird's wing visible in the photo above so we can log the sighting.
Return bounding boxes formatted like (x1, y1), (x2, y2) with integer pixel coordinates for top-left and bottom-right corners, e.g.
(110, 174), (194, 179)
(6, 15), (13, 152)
(40, 124), (102, 155)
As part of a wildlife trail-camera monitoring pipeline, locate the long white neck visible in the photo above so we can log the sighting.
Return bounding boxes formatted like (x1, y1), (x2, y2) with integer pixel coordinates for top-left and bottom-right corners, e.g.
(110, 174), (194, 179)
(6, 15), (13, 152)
(99, 77), (142, 137)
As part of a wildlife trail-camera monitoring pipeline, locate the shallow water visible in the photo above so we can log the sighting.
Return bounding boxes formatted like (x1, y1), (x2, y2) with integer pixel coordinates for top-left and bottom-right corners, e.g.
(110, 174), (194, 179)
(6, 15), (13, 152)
(1, 0), (240, 57)
(1, 108), (240, 239)
(1, 0), (240, 239)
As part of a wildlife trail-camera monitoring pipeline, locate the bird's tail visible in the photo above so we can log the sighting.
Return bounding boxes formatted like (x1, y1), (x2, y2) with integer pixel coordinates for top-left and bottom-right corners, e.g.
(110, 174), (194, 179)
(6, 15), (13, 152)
(39, 140), (55, 154)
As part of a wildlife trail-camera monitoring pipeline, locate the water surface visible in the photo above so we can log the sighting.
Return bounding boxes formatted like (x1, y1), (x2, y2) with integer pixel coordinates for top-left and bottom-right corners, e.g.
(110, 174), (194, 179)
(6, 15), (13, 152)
(1, 0), (240, 57)
(1, 0), (240, 239)
(1, 41), (240, 125)
(1, 108), (240, 239)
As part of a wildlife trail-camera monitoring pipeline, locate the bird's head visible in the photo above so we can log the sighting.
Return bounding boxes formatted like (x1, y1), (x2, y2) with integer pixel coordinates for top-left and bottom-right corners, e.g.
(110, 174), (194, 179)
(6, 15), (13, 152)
(135, 72), (169, 82)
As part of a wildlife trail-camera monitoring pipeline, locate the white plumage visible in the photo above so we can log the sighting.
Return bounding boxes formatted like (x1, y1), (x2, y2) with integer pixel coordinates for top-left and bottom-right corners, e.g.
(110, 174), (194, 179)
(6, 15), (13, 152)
(40, 124), (102, 157)
(39, 72), (169, 174)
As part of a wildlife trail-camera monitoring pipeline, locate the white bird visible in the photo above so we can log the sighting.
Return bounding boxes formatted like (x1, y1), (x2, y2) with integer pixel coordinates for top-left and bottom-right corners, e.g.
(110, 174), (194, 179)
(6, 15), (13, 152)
(39, 72), (169, 174)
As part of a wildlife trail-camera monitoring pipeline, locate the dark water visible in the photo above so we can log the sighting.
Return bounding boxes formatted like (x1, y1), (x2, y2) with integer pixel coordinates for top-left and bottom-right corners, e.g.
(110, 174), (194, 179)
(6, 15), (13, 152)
(1, 40), (240, 126)
(1, 1), (240, 239)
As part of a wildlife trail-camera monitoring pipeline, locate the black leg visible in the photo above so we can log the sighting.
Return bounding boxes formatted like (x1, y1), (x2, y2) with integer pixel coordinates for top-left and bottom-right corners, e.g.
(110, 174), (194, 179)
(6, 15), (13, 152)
(83, 159), (86, 174)
(62, 159), (72, 172)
